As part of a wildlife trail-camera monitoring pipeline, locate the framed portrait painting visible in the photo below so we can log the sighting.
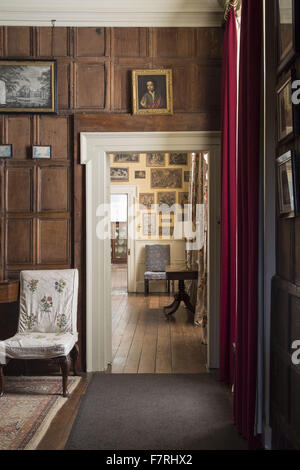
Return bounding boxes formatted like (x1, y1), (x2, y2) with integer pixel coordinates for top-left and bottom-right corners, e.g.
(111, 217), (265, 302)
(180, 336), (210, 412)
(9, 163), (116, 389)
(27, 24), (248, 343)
(276, 0), (300, 73)
(132, 69), (173, 115)
(276, 150), (299, 218)
(0, 60), (57, 113)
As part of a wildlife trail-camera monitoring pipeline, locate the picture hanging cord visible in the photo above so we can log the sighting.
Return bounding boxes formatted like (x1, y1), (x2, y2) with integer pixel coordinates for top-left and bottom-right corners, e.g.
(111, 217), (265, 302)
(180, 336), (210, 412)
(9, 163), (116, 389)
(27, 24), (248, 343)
(51, 19), (56, 58)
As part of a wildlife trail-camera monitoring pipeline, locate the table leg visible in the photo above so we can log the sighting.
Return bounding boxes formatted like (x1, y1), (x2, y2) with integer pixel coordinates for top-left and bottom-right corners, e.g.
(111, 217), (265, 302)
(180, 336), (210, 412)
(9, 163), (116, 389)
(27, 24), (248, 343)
(163, 279), (195, 316)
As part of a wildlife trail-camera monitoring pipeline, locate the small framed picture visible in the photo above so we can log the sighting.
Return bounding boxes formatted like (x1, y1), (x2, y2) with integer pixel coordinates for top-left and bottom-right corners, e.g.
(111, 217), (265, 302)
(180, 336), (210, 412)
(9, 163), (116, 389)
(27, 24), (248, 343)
(276, 150), (299, 218)
(132, 69), (173, 115)
(169, 153), (188, 166)
(276, 71), (298, 142)
(146, 153), (165, 167)
(32, 145), (51, 159)
(110, 167), (129, 182)
(184, 171), (190, 183)
(135, 170), (146, 179)
(276, 0), (300, 73)
(139, 193), (155, 210)
(0, 144), (12, 158)
(113, 153), (139, 163)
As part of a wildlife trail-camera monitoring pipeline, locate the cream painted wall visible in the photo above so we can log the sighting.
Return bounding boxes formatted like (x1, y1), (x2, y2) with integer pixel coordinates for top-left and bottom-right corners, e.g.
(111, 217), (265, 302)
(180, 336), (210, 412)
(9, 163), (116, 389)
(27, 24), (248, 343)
(110, 152), (190, 292)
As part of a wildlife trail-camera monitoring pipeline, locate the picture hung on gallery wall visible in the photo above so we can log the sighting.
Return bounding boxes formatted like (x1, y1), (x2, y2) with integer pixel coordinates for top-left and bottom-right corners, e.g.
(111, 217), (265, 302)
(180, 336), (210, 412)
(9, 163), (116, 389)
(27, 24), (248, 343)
(276, 0), (300, 73)
(113, 153), (139, 163)
(276, 150), (300, 218)
(276, 70), (299, 142)
(0, 144), (12, 158)
(132, 69), (173, 115)
(0, 60), (57, 113)
(110, 167), (129, 182)
(32, 145), (51, 159)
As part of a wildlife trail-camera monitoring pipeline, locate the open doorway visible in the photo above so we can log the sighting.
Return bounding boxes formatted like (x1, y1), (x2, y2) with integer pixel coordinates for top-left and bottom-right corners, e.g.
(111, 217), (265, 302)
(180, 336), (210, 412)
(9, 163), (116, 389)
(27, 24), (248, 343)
(109, 151), (211, 373)
(81, 131), (220, 373)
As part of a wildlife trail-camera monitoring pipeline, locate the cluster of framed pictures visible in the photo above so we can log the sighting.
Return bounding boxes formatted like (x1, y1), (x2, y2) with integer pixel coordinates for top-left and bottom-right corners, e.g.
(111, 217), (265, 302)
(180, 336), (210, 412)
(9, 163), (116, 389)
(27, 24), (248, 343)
(0, 144), (51, 159)
(110, 152), (189, 185)
(276, 1), (300, 219)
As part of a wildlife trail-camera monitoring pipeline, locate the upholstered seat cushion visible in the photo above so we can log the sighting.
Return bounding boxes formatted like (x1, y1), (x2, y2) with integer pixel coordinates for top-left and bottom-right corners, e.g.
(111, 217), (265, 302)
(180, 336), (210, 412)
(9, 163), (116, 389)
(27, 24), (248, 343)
(144, 271), (167, 280)
(1, 332), (78, 360)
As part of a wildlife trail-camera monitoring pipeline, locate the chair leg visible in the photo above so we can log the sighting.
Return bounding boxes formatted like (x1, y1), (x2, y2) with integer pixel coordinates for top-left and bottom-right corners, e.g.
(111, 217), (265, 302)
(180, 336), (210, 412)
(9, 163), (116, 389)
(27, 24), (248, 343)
(144, 279), (149, 296)
(58, 355), (71, 397)
(167, 280), (170, 295)
(70, 344), (80, 376)
(0, 365), (5, 397)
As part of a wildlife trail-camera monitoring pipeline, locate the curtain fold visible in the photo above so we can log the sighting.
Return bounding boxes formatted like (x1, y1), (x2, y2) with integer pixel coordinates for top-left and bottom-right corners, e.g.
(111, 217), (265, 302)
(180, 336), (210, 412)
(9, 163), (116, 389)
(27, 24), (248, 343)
(233, 0), (262, 448)
(219, 6), (238, 384)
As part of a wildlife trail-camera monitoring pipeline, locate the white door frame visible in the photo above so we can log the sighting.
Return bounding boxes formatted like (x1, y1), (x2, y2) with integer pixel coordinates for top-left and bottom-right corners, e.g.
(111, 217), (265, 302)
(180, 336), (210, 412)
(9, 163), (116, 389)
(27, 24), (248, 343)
(80, 131), (221, 372)
(110, 184), (137, 293)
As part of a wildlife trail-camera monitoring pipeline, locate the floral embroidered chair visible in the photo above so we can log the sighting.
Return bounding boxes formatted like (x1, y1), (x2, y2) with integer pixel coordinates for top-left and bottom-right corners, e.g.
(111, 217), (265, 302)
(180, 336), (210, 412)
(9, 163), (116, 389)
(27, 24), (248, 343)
(0, 269), (79, 398)
(144, 245), (170, 295)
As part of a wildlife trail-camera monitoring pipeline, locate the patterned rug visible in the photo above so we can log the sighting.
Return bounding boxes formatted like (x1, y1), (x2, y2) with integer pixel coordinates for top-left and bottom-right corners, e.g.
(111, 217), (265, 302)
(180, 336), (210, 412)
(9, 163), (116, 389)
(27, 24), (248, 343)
(0, 376), (81, 450)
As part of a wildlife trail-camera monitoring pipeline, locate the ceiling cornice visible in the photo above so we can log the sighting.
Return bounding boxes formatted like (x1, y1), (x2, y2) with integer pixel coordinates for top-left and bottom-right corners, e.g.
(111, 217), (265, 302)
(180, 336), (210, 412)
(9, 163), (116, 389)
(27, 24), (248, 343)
(0, 0), (224, 27)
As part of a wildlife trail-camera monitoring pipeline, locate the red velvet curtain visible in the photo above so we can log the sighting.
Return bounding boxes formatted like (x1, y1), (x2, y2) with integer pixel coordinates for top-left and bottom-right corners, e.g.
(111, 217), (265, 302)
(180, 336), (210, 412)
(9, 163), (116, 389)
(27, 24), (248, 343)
(233, 0), (262, 448)
(219, 6), (237, 385)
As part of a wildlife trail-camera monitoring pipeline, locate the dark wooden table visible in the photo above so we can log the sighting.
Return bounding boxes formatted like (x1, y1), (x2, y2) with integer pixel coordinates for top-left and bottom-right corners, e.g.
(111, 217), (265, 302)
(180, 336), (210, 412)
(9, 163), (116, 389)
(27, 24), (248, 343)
(163, 264), (198, 316)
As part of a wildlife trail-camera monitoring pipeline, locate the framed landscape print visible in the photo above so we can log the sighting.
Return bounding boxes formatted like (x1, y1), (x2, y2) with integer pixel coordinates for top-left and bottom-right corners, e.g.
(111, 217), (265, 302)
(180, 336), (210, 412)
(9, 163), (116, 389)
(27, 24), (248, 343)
(110, 167), (129, 182)
(276, 150), (299, 217)
(0, 60), (57, 113)
(277, 0), (300, 73)
(146, 153), (165, 167)
(113, 153), (139, 163)
(139, 193), (155, 209)
(32, 145), (51, 159)
(151, 169), (182, 189)
(277, 71), (298, 142)
(169, 153), (188, 166)
(132, 69), (173, 115)
(0, 144), (12, 158)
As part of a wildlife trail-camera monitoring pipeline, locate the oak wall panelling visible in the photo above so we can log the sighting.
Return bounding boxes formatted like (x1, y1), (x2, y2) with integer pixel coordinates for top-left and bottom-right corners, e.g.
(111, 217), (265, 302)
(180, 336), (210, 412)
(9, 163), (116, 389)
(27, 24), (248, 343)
(0, 25), (223, 373)
(270, 36), (300, 448)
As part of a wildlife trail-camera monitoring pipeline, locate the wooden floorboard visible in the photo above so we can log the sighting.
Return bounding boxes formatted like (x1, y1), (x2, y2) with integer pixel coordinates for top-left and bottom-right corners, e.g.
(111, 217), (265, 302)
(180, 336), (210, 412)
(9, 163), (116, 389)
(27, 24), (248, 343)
(111, 266), (207, 374)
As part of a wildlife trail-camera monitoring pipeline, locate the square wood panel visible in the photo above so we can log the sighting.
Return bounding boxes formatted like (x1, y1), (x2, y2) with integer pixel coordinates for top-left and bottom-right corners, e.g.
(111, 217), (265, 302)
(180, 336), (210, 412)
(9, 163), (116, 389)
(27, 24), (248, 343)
(6, 219), (33, 265)
(37, 166), (69, 212)
(37, 27), (70, 57)
(37, 219), (70, 264)
(112, 28), (147, 57)
(152, 28), (195, 58)
(6, 167), (32, 213)
(39, 116), (69, 159)
(75, 28), (105, 57)
(7, 116), (31, 160)
(6, 27), (31, 57)
(75, 63), (105, 109)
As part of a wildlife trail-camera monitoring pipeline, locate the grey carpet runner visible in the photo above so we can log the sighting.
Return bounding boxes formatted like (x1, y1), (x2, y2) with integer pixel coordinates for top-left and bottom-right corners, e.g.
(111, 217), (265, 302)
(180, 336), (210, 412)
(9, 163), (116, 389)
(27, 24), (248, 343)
(66, 373), (246, 450)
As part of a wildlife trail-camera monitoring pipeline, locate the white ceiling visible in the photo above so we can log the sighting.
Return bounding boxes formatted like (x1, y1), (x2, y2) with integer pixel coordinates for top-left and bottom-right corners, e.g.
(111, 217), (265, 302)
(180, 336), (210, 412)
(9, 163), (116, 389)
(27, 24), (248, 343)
(0, 0), (224, 27)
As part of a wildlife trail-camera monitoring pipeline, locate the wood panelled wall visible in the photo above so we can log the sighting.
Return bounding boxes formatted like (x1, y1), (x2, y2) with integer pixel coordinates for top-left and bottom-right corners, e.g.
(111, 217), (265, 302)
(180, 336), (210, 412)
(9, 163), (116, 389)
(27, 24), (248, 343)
(0, 26), (223, 371)
(270, 61), (300, 448)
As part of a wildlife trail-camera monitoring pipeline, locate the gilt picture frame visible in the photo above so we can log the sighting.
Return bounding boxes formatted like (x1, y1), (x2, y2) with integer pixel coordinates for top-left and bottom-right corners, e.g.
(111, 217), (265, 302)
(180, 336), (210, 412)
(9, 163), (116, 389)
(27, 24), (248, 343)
(276, 150), (299, 218)
(132, 69), (173, 116)
(0, 60), (57, 113)
(276, 70), (299, 142)
(276, 0), (300, 73)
